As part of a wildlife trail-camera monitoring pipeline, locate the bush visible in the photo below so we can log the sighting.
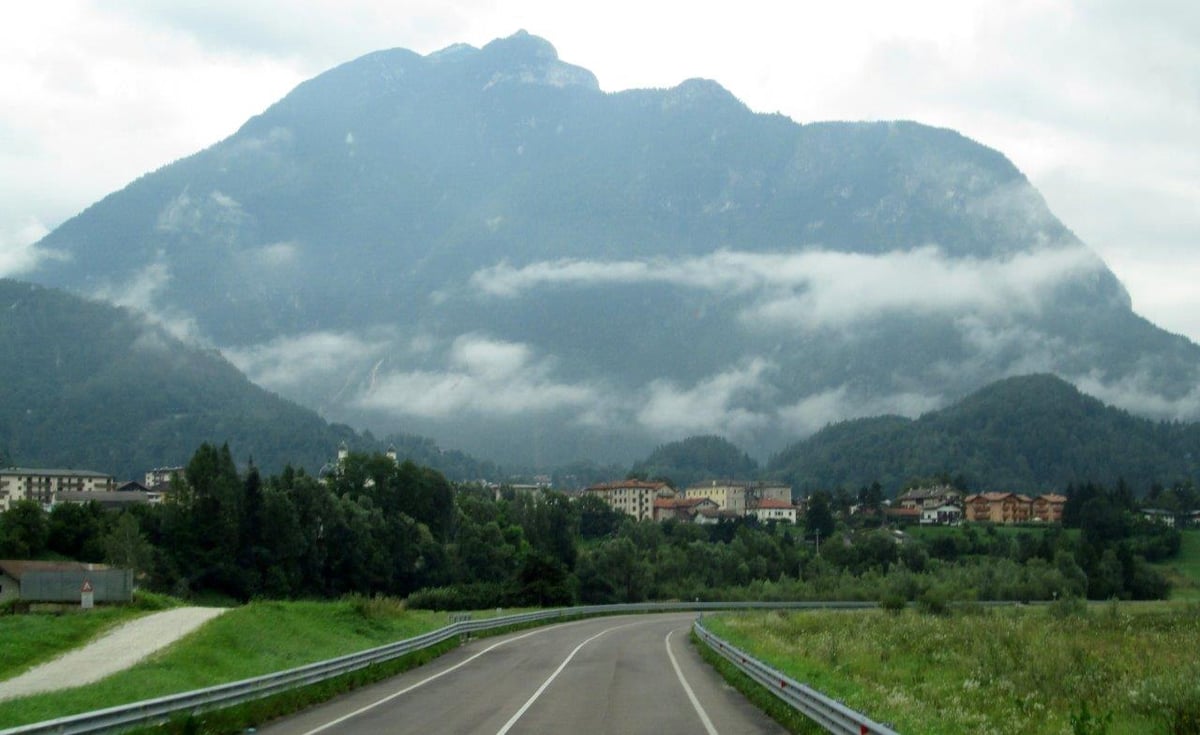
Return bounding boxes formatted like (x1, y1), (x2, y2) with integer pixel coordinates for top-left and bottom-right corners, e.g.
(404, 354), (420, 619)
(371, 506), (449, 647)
(129, 590), (182, 611)
(917, 585), (952, 616)
(878, 591), (907, 614)
(405, 583), (516, 611)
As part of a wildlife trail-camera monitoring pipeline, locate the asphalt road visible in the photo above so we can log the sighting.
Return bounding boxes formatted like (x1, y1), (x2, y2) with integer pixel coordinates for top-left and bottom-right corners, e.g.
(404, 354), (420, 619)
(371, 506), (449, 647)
(257, 612), (786, 735)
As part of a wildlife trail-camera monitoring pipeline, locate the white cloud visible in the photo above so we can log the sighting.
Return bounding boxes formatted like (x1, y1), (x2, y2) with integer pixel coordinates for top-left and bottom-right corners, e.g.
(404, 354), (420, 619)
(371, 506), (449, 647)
(355, 334), (598, 419)
(92, 261), (202, 342)
(473, 245), (1106, 330)
(778, 386), (943, 437)
(1071, 369), (1200, 423)
(225, 329), (392, 392)
(0, 218), (53, 276)
(635, 359), (775, 437)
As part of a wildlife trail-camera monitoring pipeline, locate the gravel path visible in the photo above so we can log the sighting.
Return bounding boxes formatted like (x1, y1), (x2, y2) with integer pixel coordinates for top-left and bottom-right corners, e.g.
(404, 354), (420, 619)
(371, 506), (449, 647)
(0, 606), (228, 701)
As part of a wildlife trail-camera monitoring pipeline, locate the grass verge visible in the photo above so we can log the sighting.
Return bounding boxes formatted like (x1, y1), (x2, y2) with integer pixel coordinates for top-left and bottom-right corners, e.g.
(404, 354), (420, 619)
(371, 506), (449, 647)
(702, 602), (1200, 734)
(690, 630), (817, 734)
(0, 597), (450, 729)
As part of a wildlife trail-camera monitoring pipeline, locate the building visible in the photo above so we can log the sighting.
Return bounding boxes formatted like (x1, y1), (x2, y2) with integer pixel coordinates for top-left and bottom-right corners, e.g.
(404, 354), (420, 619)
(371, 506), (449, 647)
(652, 496), (718, 522)
(683, 481), (791, 515)
(143, 467), (184, 487)
(896, 485), (963, 511)
(0, 468), (116, 512)
(586, 480), (675, 521)
(920, 504), (963, 525)
(0, 560), (133, 604)
(747, 498), (799, 524)
(962, 492), (1069, 524)
(54, 490), (151, 510)
(1032, 494), (1067, 523)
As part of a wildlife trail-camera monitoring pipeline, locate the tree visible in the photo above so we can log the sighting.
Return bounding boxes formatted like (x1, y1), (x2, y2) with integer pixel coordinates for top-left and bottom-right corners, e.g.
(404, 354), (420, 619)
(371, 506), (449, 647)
(805, 491), (836, 547)
(577, 493), (624, 540)
(0, 501), (49, 558)
(104, 513), (153, 581)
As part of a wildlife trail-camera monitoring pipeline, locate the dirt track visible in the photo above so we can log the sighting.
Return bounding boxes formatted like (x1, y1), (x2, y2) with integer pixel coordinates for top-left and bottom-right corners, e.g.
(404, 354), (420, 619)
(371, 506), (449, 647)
(0, 606), (227, 701)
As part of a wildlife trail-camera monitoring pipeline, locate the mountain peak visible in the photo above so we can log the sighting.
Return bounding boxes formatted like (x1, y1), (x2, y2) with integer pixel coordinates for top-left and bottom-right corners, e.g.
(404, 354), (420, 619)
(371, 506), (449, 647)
(474, 30), (599, 90)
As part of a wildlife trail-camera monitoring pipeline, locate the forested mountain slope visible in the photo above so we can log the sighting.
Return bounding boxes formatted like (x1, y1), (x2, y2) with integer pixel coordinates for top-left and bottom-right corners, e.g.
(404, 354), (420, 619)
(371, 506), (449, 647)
(0, 279), (492, 480)
(769, 374), (1200, 494)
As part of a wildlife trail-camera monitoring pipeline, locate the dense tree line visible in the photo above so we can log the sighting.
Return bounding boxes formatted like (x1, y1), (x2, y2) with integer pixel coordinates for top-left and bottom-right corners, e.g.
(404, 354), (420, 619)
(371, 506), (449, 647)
(0, 445), (1184, 608)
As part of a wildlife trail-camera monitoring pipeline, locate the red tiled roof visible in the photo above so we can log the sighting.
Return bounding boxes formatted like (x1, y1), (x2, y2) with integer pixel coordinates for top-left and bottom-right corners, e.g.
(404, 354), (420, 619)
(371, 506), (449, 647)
(752, 499), (795, 510)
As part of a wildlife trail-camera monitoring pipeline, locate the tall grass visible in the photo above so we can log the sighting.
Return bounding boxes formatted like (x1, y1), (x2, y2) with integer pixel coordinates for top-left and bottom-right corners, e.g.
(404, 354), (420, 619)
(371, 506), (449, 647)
(705, 602), (1200, 734)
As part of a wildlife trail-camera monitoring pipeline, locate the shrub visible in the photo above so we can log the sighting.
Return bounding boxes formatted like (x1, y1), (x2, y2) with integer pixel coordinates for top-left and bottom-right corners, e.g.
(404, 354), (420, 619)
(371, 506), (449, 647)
(878, 591), (907, 614)
(917, 585), (951, 616)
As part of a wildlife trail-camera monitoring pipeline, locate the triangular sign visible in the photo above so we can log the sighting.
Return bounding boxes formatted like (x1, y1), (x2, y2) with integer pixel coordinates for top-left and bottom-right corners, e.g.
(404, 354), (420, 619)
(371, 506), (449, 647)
(81, 580), (93, 593)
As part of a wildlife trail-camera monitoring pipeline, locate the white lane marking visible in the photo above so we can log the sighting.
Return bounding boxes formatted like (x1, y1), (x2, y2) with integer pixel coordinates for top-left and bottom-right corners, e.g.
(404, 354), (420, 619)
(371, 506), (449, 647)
(665, 629), (719, 735)
(494, 621), (641, 735)
(298, 625), (554, 735)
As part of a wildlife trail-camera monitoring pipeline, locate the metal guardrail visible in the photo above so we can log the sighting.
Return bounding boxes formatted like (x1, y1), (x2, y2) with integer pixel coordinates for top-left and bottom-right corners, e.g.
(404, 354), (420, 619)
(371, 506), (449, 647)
(694, 617), (899, 735)
(1, 600), (879, 735)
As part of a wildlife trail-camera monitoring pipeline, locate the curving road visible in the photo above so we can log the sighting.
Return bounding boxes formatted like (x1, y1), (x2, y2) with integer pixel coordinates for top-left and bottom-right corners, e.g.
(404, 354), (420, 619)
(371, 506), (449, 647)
(257, 612), (785, 735)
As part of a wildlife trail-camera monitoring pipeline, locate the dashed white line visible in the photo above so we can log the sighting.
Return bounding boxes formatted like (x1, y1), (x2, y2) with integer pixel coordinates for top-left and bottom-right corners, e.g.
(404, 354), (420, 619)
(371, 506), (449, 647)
(665, 629), (719, 735)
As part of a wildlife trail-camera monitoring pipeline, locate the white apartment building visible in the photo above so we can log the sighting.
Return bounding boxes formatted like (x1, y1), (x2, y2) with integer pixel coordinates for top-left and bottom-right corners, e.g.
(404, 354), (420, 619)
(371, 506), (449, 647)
(0, 468), (116, 512)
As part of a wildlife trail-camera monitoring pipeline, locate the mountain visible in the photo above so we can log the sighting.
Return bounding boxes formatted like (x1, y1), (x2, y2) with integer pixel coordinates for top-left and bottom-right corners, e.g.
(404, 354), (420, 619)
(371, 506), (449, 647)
(27, 31), (1200, 466)
(629, 436), (759, 488)
(768, 374), (1200, 494)
(0, 279), (494, 480)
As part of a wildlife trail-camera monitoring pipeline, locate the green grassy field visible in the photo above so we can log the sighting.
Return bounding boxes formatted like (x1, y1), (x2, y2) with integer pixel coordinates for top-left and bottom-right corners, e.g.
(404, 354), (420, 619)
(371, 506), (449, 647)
(1158, 529), (1200, 601)
(704, 602), (1200, 734)
(0, 597), (452, 729)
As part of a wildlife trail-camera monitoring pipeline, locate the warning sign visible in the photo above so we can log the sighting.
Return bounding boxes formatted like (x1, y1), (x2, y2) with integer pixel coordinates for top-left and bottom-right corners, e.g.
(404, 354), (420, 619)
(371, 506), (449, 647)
(81, 580), (93, 593)
(81, 579), (94, 609)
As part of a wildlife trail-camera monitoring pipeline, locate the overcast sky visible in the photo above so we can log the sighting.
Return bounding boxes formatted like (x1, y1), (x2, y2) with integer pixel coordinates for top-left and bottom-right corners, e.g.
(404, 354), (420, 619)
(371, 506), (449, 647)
(3, 1), (1197, 342)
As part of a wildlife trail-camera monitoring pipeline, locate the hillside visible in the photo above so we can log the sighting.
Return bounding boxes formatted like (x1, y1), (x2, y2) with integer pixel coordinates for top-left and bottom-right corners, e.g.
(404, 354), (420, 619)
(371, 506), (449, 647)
(768, 374), (1200, 494)
(27, 31), (1200, 465)
(0, 279), (493, 480)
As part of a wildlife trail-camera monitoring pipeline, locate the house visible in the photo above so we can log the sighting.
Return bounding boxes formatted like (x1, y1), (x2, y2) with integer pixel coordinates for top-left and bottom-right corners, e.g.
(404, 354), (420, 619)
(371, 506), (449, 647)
(1142, 508), (1177, 528)
(0, 468), (116, 512)
(0, 560), (133, 604)
(920, 504), (963, 525)
(143, 467), (184, 487)
(586, 480), (676, 521)
(897, 485), (963, 511)
(683, 481), (792, 514)
(747, 498), (799, 524)
(693, 507), (743, 525)
(652, 496), (718, 522)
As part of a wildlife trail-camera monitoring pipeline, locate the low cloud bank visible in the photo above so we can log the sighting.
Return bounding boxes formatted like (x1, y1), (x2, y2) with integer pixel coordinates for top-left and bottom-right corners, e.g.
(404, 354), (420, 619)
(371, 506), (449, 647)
(355, 334), (599, 419)
(471, 245), (1106, 330)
